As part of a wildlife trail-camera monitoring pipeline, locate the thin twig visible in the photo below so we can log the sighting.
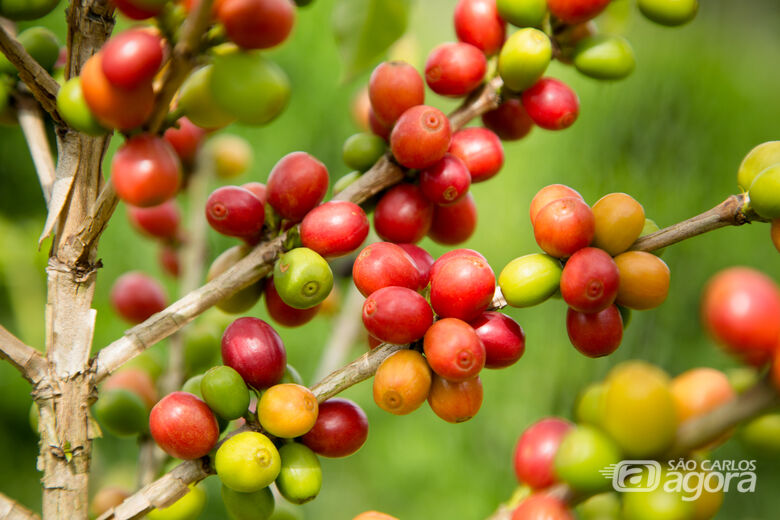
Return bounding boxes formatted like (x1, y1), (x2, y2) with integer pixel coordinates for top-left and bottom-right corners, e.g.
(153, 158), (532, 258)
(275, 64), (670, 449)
(0, 324), (47, 384)
(0, 491), (41, 520)
(16, 95), (56, 205)
(311, 283), (366, 383)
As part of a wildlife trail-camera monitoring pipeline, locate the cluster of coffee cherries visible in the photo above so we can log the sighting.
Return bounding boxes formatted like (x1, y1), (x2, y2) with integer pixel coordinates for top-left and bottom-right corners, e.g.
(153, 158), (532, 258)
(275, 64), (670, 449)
(496, 184), (670, 357)
(736, 141), (780, 254)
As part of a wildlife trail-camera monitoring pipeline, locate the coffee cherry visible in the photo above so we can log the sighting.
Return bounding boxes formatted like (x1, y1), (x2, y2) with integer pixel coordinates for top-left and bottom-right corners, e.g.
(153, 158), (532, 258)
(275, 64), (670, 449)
(638, 0), (698, 26)
(113, 0), (165, 19)
(621, 472), (694, 520)
(546, 0), (611, 24)
(301, 398), (369, 458)
(429, 192), (478, 245)
(127, 200), (180, 240)
(94, 388), (148, 437)
(448, 128), (504, 183)
(398, 243), (435, 290)
(333, 171), (362, 196)
(110, 272), (167, 324)
(276, 443), (322, 504)
(554, 425), (621, 493)
(742, 412), (780, 456)
(207, 246), (264, 313)
(265, 277), (320, 328)
(343, 132), (387, 172)
(205, 186), (265, 240)
(217, 0), (295, 50)
(428, 375), (482, 423)
(499, 28), (551, 92)
(0, 0), (60, 20)
(369, 109), (392, 140)
(222, 317), (287, 389)
(430, 253), (495, 321)
(362, 286), (433, 344)
(481, 98), (534, 141)
(529, 184), (584, 224)
(373, 350), (432, 415)
(591, 192), (645, 255)
(216, 431), (281, 492)
(566, 305), (623, 357)
(112, 135), (182, 207)
(555, 21), (599, 63)
(201, 366), (250, 420)
(574, 382), (606, 426)
(521, 78), (579, 130)
(352, 242), (420, 296)
(560, 247), (619, 313)
(497, 0), (547, 27)
(56, 78), (107, 136)
(177, 65), (236, 129)
(573, 35), (636, 80)
(102, 29), (164, 90)
(267, 152), (329, 221)
(499, 253), (562, 307)
(419, 155), (471, 206)
(390, 105), (452, 169)
(430, 248), (487, 279)
(374, 184), (434, 243)
(514, 417), (573, 488)
(241, 182), (266, 205)
(614, 251), (670, 310)
(748, 164), (780, 219)
(258, 383), (318, 438)
(425, 42), (487, 97)
(221, 486), (274, 520)
(533, 197), (594, 258)
(90, 487), (130, 518)
(369, 61), (425, 126)
(736, 141), (780, 191)
(513, 495), (573, 520)
(150, 392), (219, 459)
(205, 136), (254, 179)
(164, 117), (206, 166)
(273, 247), (333, 309)
(453, 0), (507, 55)
(104, 368), (158, 408)
(148, 484), (207, 520)
(670, 368), (735, 423)
(469, 311), (525, 368)
(423, 318), (485, 381)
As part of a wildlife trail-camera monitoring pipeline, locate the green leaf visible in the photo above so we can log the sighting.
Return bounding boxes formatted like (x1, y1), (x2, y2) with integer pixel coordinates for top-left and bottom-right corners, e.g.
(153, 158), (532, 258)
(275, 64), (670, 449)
(332, 0), (411, 81)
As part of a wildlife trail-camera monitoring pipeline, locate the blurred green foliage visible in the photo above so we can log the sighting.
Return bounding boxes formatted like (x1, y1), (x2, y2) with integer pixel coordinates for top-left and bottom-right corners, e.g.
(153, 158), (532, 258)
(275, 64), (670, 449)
(0, 0), (779, 518)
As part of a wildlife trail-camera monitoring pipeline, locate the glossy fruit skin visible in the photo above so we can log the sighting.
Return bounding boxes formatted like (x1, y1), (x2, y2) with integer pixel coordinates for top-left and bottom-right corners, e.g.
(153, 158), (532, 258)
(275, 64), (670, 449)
(362, 286), (433, 344)
(177, 65), (236, 129)
(352, 242), (419, 296)
(110, 272), (167, 324)
(368, 109), (392, 140)
(149, 392), (219, 459)
(431, 249), (487, 278)
(267, 152), (329, 221)
(164, 117), (206, 166)
(390, 105), (452, 169)
(736, 141), (780, 191)
(514, 417), (573, 488)
(513, 495), (573, 520)
(128, 200), (180, 240)
(300, 398), (369, 457)
(258, 383), (318, 438)
(429, 192), (478, 245)
(574, 35), (635, 80)
(603, 361), (677, 458)
(497, 0), (547, 27)
(148, 484), (207, 520)
(342, 133), (387, 172)
(428, 374), (483, 423)
(448, 128), (504, 183)
(207, 246), (264, 314)
(546, 0), (611, 24)
(748, 164), (780, 219)
(430, 253), (495, 321)
(94, 388), (148, 436)
(273, 248), (333, 310)
(469, 311), (525, 368)
(701, 267), (780, 365)
(56, 77), (107, 136)
(553, 425), (621, 493)
(423, 318), (485, 381)
(591, 192), (645, 255)
(102, 29), (163, 89)
(368, 61), (425, 126)
(481, 98), (534, 141)
(373, 350), (432, 415)
(265, 277), (320, 328)
(217, 0), (295, 50)
(113, 0), (164, 19)
(499, 28), (551, 92)
(529, 184), (584, 224)
(453, 0), (507, 55)
(397, 243), (435, 290)
(221, 317), (287, 389)
(241, 182), (266, 205)
(112, 135), (182, 207)
(216, 431), (281, 492)
(566, 305), (623, 357)
(425, 42), (487, 97)
(205, 186), (265, 239)
(560, 247), (619, 313)
(275, 443), (322, 504)
(201, 366), (250, 420)
(221, 485), (274, 520)
(670, 368), (735, 423)
(614, 251), (670, 310)
(419, 154), (471, 205)
(374, 184), (434, 243)
(533, 197), (594, 258)
(0, 0), (60, 20)
(522, 78), (579, 130)
(104, 368), (159, 408)
(637, 0), (698, 26)
(499, 253), (562, 307)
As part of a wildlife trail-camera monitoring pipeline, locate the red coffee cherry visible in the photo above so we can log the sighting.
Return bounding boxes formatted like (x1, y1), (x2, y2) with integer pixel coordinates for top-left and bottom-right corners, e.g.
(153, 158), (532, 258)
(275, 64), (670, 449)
(242, 182), (267, 206)
(217, 0), (295, 49)
(112, 135), (182, 207)
(149, 392), (219, 460)
(522, 78), (580, 131)
(428, 192), (478, 245)
(420, 154), (471, 205)
(301, 201), (369, 258)
(453, 0), (507, 56)
(514, 417), (574, 488)
(101, 28), (164, 90)
(547, 0), (611, 24)
(113, 0), (163, 20)
(430, 253), (495, 321)
(529, 184), (584, 225)
(367, 334), (383, 350)
(127, 200), (180, 240)
(368, 61), (425, 126)
(221, 317), (287, 389)
(469, 311), (525, 369)
(566, 305), (623, 357)
(352, 242), (420, 296)
(362, 286), (434, 344)
(374, 184), (434, 244)
(425, 42), (487, 97)
(560, 247), (619, 314)
(512, 495), (574, 520)
(481, 98), (534, 141)
(532, 197), (594, 258)
(448, 127), (504, 183)
(423, 318), (485, 381)
(428, 375), (483, 423)
(206, 186), (265, 239)
(159, 245), (180, 277)
(398, 243), (435, 291)
(267, 152), (329, 221)
(164, 117), (206, 166)
(264, 278), (320, 328)
(430, 248), (486, 281)
(110, 272), (167, 324)
(368, 109), (392, 140)
(390, 105), (452, 169)
(300, 398), (369, 458)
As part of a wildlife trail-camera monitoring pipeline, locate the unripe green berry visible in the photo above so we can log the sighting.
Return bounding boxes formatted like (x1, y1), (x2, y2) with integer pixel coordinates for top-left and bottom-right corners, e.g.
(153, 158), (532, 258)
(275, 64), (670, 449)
(737, 141), (780, 192)
(201, 366), (250, 420)
(216, 432), (281, 493)
(342, 133), (386, 172)
(94, 388), (148, 437)
(748, 164), (780, 219)
(333, 171), (362, 195)
(498, 253), (562, 307)
(573, 35), (635, 80)
(273, 248), (334, 310)
(498, 28), (551, 92)
(496, 0), (547, 28)
(554, 425), (622, 493)
(221, 485), (275, 520)
(178, 65), (236, 130)
(275, 443), (322, 504)
(57, 78), (107, 136)
(638, 0), (698, 26)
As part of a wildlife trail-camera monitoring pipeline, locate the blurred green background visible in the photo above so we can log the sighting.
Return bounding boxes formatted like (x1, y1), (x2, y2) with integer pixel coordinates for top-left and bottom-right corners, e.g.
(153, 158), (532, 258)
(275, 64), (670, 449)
(1, 0), (779, 518)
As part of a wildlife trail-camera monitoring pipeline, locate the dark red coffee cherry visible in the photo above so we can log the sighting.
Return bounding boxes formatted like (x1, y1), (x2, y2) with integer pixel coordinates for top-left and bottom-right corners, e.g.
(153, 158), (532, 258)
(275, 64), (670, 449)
(217, 0), (295, 50)
(374, 184), (434, 244)
(113, 0), (163, 19)
(390, 105), (452, 170)
(420, 154), (471, 205)
(560, 247), (619, 314)
(110, 272), (167, 324)
(424, 318), (486, 381)
(221, 317), (287, 389)
(265, 278), (320, 328)
(127, 200), (180, 240)
(481, 98), (534, 141)
(547, 0), (611, 24)
(522, 78), (580, 131)
(206, 186), (265, 240)
(430, 253), (495, 321)
(352, 242), (420, 296)
(448, 127), (504, 183)
(112, 135), (182, 207)
(267, 152), (329, 222)
(566, 305), (623, 357)
(301, 201), (369, 258)
(164, 117), (206, 166)
(425, 42), (487, 97)
(469, 311), (526, 369)
(428, 192), (478, 245)
(300, 398), (369, 458)
(533, 197), (594, 258)
(453, 0), (507, 56)
(362, 286), (434, 344)
(101, 28), (164, 90)
(398, 243), (435, 291)
(369, 61), (425, 126)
